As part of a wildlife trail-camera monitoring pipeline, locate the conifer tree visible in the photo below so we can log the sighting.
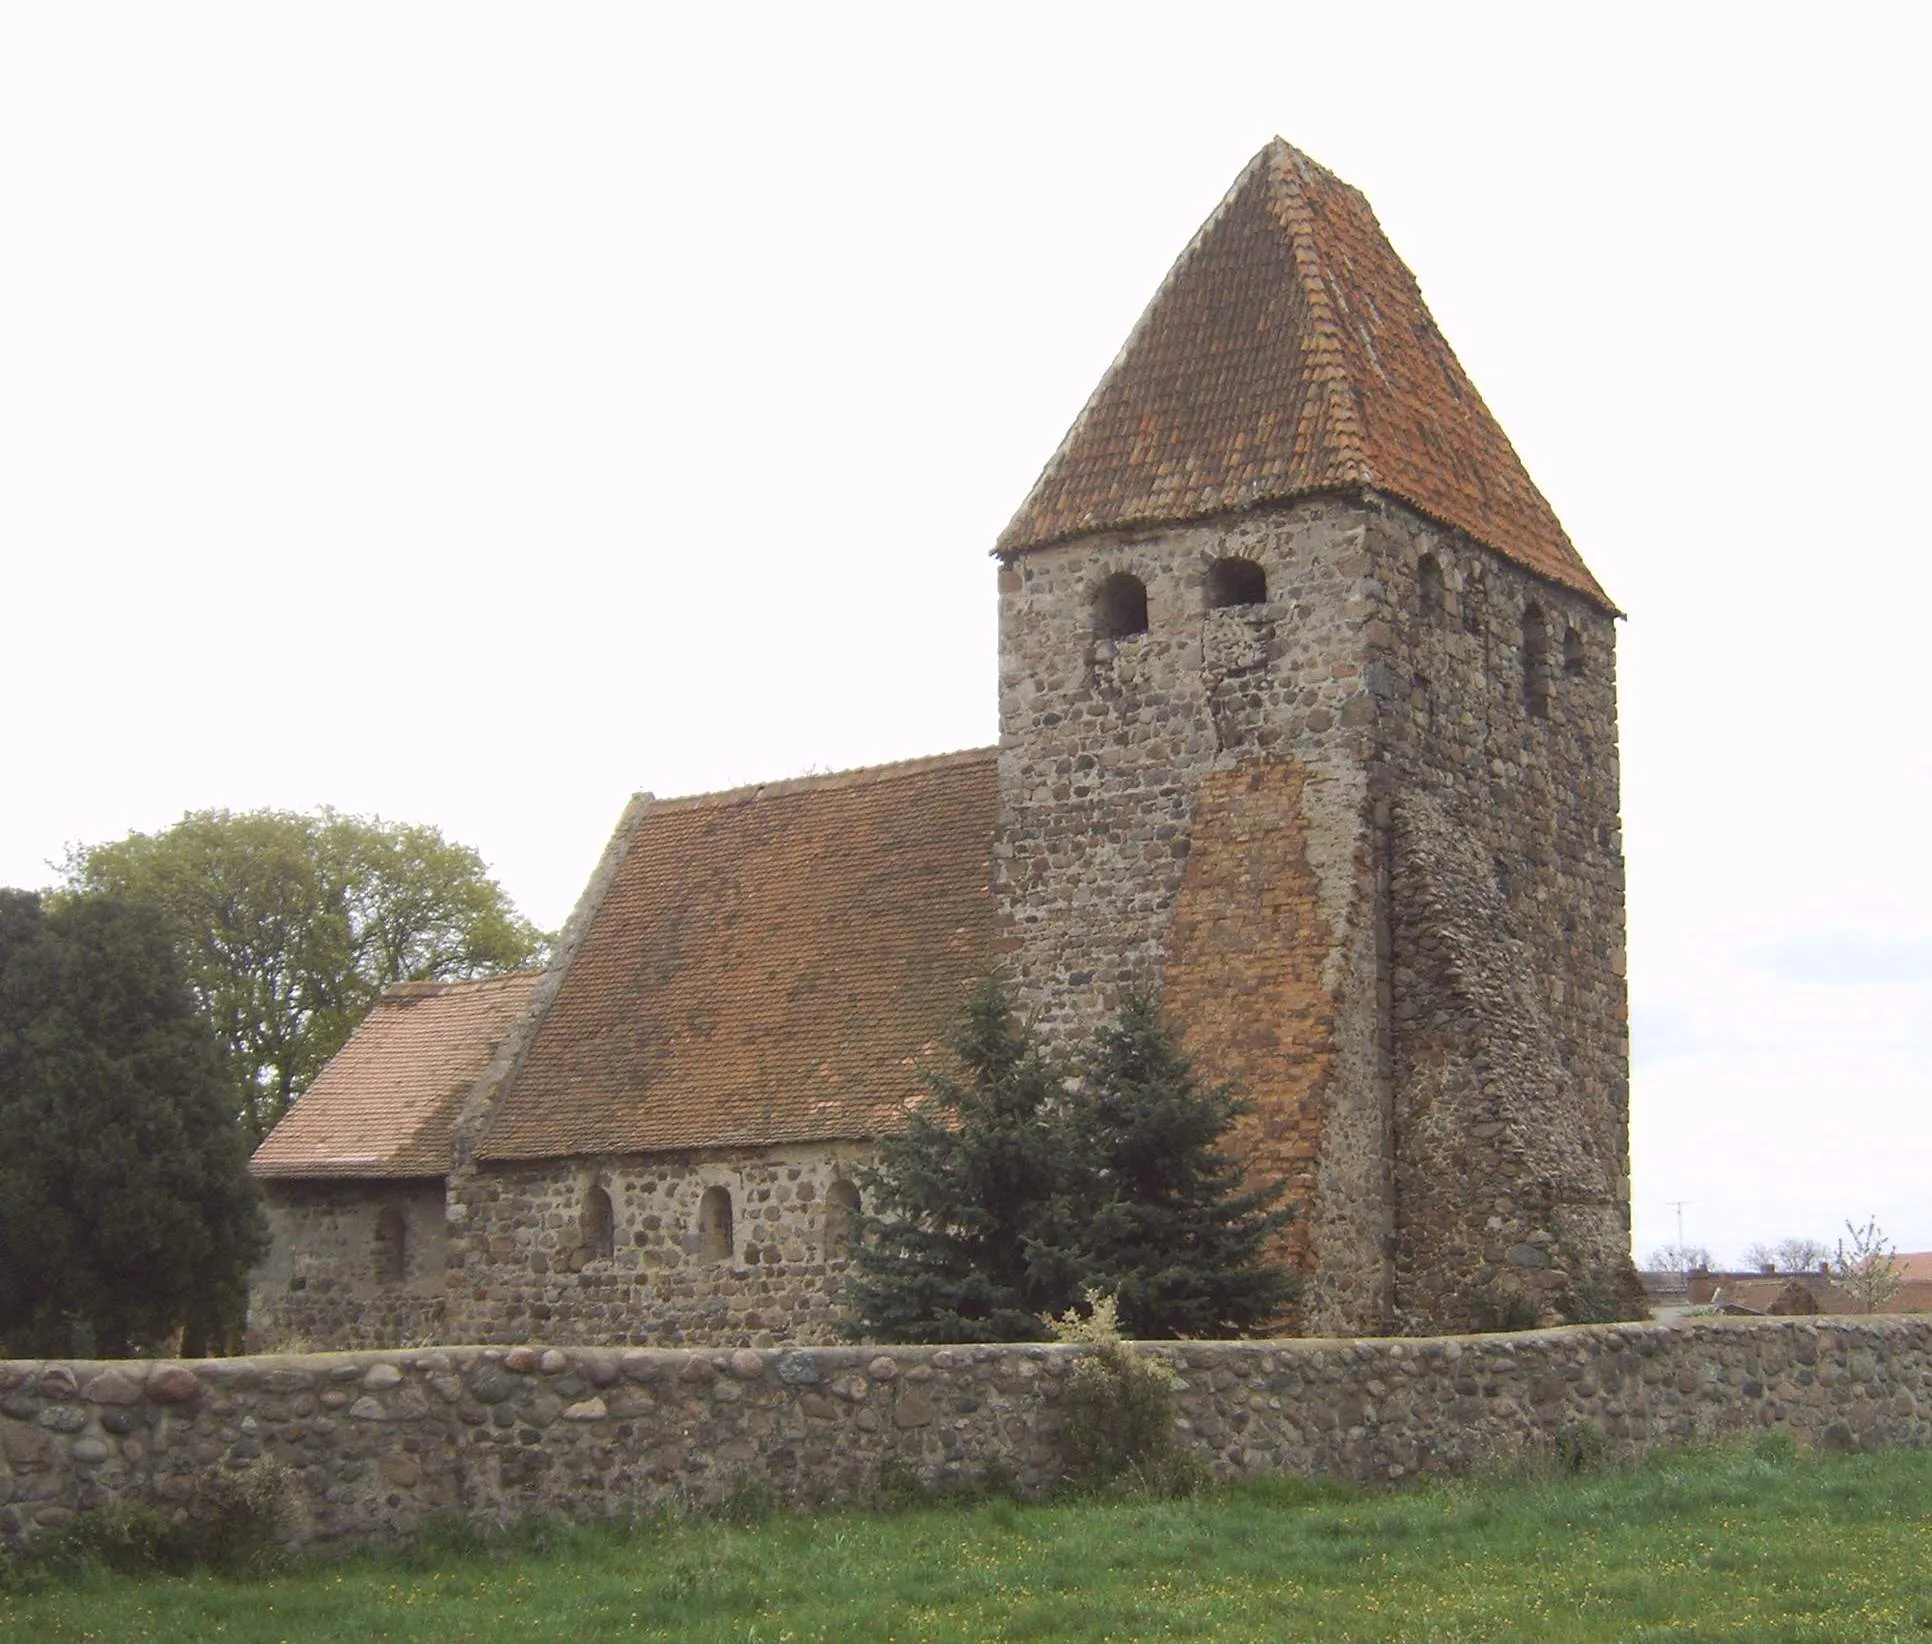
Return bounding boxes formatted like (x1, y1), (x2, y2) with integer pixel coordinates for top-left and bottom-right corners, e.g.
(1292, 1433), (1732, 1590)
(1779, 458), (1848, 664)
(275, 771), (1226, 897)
(1067, 995), (1293, 1338)
(846, 978), (1082, 1342)
(0, 890), (266, 1356)
(846, 982), (1292, 1343)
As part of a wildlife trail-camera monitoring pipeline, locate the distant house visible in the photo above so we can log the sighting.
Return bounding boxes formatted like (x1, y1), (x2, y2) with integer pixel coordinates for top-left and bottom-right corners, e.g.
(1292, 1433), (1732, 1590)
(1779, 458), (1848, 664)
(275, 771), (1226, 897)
(1685, 1260), (1931, 1317)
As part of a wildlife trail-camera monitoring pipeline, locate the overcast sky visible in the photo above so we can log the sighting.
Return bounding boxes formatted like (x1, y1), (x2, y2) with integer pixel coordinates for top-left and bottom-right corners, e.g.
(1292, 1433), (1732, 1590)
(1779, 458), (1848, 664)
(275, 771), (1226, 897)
(3, 3), (1926, 1268)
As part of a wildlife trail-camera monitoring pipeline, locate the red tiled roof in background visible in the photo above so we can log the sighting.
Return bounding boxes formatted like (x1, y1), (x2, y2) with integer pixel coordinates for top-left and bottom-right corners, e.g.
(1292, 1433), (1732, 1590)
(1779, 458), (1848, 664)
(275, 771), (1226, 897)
(251, 973), (538, 1179)
(477, 750), (998, 1162)
(997, 138), (1615, 612)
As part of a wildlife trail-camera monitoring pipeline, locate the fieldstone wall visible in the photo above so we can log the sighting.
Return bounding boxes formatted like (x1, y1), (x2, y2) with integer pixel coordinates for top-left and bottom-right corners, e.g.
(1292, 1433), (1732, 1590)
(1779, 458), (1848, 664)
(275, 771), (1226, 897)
(994, 499), (1394, 1334)
(443, 1144), (874, 1348)
(993, 491), (1636, 1337)
(249, 1181), (449, 1351)
(3, 1317), (1926, 1551)
(1363, 503), (1636, 1331)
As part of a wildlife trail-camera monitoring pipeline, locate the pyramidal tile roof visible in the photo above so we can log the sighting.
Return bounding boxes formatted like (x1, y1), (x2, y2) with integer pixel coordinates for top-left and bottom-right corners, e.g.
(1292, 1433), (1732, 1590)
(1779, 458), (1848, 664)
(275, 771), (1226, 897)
(997, 138), (1613, 610)
(476, 749), (998, 1163)
(251, 973), (539, 1179)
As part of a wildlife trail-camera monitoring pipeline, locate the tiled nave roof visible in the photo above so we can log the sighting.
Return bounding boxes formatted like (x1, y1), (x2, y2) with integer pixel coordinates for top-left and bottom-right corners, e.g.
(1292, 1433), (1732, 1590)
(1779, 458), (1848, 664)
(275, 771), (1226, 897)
(476, 750), (998, 1162)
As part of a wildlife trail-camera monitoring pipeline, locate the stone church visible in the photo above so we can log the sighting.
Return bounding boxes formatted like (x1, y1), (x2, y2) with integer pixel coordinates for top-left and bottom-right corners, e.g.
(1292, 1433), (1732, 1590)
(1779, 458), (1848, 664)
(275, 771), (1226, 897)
(249, 138), (1637, 1350)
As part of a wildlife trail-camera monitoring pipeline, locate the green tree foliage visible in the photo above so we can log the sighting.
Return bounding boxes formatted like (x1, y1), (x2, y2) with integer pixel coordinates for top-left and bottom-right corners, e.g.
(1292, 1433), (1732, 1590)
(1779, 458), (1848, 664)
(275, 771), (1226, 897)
(847, 982), (1291, 1343)
(0, 890), (266, 1356)
(1066, 994), (1292, 1338)
(846, 980), (1080, 1342)
(62, 809), (546, 1142)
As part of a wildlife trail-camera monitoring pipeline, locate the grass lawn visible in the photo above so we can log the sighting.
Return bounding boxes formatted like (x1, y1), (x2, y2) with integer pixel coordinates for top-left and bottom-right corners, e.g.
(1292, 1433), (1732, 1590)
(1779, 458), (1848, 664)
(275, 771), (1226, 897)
(4, 1440), (1929, 1642)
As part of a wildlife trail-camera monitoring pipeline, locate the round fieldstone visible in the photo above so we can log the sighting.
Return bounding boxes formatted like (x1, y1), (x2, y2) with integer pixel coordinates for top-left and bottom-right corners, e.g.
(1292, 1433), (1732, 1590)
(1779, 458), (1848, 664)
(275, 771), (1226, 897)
(82, 1369), (141, 1406)
(145, 1366), (201, 1405)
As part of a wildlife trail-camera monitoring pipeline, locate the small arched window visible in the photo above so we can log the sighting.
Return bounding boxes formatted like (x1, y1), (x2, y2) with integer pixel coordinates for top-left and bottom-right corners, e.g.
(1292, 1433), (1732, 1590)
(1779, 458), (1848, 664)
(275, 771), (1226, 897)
(1094, 572), (1149, 639)
(373, 1204), (407, 1288)
(583, 1184), (614, 1262)
(697, 1185), (733, 1264)
(1522, 603), (1550, 720)
(1562, 625), (1585, 676)
(1418, 554), (1444, 616)
(824, 1179), (861, 1257)
(1204, 557), (1266, 609)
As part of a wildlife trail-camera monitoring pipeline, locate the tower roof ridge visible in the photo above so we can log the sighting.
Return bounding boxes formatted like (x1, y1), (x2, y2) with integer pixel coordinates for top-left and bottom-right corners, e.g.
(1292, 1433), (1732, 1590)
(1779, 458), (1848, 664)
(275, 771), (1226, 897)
(996, 138), (1613, 611)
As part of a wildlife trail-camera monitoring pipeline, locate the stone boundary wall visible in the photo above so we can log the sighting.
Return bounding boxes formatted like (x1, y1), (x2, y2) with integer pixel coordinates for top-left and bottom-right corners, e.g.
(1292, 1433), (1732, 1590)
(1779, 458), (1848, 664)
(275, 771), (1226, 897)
(2, 1316), (1927, 1551)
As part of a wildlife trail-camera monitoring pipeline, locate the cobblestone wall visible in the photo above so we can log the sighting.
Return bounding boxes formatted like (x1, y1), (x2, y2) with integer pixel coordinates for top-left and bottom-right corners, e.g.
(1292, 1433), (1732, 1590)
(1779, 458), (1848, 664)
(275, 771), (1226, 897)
(442, 1145), (875, 1348)
(1364, 504), (1635, 1330)
(994, 500), (1392, 1334)
(3, 1318), (1925, 1550)
(250, 1182), (449, 1351)
(993, 491), (1635, 1337)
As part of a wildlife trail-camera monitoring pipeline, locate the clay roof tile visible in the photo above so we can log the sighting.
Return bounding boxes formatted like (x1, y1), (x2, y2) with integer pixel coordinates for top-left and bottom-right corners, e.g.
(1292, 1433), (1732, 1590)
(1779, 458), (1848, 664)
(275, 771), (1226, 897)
(476, 749), (997, 1162)
(997, 138), (1614, 611)
(250, 973), (539, 1179)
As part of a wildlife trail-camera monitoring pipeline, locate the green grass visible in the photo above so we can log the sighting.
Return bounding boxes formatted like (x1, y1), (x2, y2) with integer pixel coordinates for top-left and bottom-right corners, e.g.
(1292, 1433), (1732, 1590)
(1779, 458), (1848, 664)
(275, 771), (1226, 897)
(5, 1441), (1930, 1642)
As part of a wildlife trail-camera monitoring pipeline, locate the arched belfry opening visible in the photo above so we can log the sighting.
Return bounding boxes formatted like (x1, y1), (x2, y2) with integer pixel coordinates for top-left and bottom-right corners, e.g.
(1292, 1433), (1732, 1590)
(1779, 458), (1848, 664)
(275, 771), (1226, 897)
(1563, 625), (1585, 676)
(1418, 554), (1445, 616)
(1094, 572), (1149, 639)
(1522, 603), (1551, 720)
(1204, 556), (1266, 609)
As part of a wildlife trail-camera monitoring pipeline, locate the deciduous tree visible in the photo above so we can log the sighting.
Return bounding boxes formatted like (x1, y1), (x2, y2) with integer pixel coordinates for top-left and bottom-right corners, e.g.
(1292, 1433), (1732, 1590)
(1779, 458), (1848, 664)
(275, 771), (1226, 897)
(1834, 1217), (1902, 1313)
(1642, 1244), (1714, 1274)
(0, 891), (265, 1356)
(62, 810), (546, 1142)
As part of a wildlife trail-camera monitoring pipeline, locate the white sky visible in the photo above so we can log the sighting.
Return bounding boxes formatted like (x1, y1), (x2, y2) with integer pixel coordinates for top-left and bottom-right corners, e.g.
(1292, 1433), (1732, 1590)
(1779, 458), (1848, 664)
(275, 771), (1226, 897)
(3, 3), (1927, 1268)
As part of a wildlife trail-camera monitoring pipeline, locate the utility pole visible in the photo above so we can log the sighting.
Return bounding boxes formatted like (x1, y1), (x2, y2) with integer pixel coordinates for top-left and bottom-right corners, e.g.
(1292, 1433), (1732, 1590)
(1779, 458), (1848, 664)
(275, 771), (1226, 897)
(1667, 1200), (1693, 1272)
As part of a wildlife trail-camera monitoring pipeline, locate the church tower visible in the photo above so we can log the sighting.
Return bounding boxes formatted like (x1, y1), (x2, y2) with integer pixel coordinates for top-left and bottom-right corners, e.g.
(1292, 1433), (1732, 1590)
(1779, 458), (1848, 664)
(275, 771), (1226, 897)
(992, 140), (1635, 1335)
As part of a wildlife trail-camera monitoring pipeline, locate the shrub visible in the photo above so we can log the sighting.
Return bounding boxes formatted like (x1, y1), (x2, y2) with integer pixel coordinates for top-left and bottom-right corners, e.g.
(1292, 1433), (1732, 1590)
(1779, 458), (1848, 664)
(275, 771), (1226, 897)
(3, 1461), (294, 1585)
(193, 1461), (297, 1574)
(1552, 1421), (1610, 1474)
(1048, 1292), (1203, 1496)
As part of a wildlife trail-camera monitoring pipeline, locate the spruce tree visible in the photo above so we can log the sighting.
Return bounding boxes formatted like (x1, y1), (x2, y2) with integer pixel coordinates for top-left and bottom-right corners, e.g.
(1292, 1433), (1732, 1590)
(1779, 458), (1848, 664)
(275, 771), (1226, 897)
(1066, 994), (1292, 1338)
(847, 982), (1293, 1344)
(846, 978), (1081, 1342)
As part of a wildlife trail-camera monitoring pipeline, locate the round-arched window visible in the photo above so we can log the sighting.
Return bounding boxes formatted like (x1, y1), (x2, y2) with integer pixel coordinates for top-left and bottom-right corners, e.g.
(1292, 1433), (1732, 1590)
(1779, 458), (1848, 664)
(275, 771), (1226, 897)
(584, 1184), (614, 1262)
(824, 1179), (862, 1257)
(373, 1204), (407, 1288)
(697, 1185), (734, 1264)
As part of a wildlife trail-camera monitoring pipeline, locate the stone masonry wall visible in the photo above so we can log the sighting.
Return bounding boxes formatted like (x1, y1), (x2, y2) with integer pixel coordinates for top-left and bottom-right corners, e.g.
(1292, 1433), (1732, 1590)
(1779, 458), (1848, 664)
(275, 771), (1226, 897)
(1362, 501), (1635, 1330)
(3, 1317), (1926, 1550)
(444, 1144), (875, 1349)
(994, 499), (1394, 1334)
(250, 1181), (449, 1351)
